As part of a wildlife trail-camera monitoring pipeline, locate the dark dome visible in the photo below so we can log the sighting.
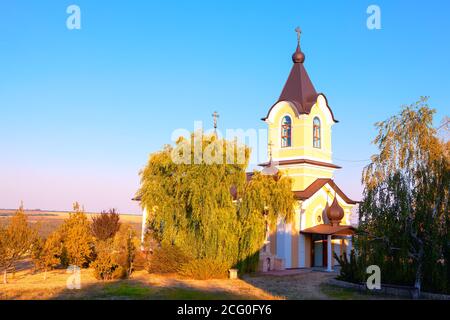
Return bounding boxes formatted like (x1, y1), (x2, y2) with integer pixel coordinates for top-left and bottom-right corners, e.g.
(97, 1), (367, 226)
(327, 197), (344, 226)
(292, 45), (305, 63)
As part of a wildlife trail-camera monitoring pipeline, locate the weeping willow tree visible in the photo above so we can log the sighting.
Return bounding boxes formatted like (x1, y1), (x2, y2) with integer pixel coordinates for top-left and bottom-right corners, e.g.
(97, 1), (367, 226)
(138, 132), (295, 272)
(358, 97), (449, 295)
(236, 171), (295, 272)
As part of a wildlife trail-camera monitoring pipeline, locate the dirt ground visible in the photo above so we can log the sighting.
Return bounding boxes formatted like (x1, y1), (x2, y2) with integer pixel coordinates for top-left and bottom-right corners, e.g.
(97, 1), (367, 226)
(242, 269), (394, 300)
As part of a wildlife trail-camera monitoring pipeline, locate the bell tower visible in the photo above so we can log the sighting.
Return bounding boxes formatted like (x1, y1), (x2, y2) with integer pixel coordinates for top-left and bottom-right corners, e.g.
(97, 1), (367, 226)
(261, 28), (341, 191)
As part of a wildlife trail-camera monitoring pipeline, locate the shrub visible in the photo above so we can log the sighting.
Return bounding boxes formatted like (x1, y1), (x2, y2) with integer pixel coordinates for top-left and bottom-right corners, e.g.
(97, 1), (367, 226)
(91, 225), (138, 280)
(179, 258), (230, 280)
(0, 205), (38, 283)
(59, 203), (94, 267)
(32, 231), (64, 279)
(91, 241), (119, 280)
(111, 266), (127, 279)
(146, 244), (191, 274)
(334, 250), (365, 284)
(91, 209), (121, 241)
(31, 236), (44, 273)
(113, 224), (137, 277)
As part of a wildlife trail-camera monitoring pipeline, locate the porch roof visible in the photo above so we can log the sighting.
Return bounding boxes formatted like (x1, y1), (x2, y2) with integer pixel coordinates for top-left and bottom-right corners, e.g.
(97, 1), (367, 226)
(300, 224), (355, 236)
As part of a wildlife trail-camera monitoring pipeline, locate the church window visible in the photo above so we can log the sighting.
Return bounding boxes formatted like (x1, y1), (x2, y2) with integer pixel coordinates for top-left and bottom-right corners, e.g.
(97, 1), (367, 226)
(281, 116), (292, 147)
(313, 117), (321, 148)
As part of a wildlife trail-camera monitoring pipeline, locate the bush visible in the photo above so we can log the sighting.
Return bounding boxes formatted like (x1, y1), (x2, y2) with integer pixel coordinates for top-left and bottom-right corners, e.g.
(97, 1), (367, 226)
(112, 266), (128, 279)
(113, 224), (137, 277)
(91, 209), (121, 241)
(91, 225), (138, 280)
(146, 244), (191, 274)
(59, 203), (94, 267)
(179, 259), (230, 280)
(32, 231), (64, 279)
(91, 242), (119, 280)
(334, 250), (365, 284)
(0, 206), (38, 283)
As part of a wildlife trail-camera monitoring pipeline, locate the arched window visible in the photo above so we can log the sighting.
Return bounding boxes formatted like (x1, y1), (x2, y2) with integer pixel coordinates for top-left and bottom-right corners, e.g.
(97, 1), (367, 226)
(281, 116), (292, 148)
(313, 117), (321, 148)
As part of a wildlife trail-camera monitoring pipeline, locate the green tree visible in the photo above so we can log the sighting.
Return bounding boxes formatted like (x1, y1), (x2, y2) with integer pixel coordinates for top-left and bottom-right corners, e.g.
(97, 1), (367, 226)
(137, 132), (295, 273)
(91, 224), (138, 280)
(112, 224), (137, 277)
(91, 239), (118, 280)
(0, 205), (37, 284)
(237, 171), (295, 272)
(59, 202), (94, 268)
(358, 97), (449, 296)
(32, 232), (64, 280)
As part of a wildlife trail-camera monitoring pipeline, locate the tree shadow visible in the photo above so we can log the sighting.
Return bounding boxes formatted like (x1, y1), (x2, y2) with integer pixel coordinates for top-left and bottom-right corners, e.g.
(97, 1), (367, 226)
(51, 275), (262, 300)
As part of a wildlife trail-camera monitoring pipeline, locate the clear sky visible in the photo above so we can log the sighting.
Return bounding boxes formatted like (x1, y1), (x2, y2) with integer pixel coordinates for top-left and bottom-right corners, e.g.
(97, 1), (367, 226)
(1, 0), (449, 214)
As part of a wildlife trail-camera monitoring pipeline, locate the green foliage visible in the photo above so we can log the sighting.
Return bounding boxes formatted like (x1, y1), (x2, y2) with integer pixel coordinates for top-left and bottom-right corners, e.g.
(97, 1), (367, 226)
(179, 258), (230, 280)
(356, 97), (449, 294)
(138, 133), (295, 273)
(59, 202), (94, 268)
(30, 236), (44, 272)
(146, 244), (192, 274)
(91, 240), (119, 280)
(91, 224), (138, 280)
(91, 209), (121, 241)
(32, 231), (64, 279)
(113, 224), (137, 277)
(334, 250), (365, 284)
(0, 205), (38, 283)
(237, 171), (295, 272)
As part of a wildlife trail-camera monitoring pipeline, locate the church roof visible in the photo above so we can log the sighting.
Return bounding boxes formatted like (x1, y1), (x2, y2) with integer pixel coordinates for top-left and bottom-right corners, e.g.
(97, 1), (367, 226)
(277, 51), (319, 114)
(300, 224), (355, 236)
(262, 31), (337, 122)
(259, 158), (341, 169)
(293, 178), (358, 204)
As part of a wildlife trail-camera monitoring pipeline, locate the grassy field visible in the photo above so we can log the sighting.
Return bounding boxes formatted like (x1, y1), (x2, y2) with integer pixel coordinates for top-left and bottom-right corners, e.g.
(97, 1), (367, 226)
(0, 209), (142, 238)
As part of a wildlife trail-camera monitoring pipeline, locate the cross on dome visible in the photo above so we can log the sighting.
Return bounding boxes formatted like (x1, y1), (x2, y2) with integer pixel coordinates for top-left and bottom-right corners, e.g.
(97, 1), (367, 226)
(295, 27), (302, 45)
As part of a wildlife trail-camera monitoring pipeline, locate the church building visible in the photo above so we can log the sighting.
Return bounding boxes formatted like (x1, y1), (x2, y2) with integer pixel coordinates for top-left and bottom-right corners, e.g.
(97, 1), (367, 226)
(136, 29), (357, 273)
(257, 29), (357, 272)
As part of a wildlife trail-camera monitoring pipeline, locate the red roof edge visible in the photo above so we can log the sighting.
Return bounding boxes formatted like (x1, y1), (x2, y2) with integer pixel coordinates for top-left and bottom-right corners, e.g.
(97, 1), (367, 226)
(293, 178), (358, 205)
(259, 159), (342, 170)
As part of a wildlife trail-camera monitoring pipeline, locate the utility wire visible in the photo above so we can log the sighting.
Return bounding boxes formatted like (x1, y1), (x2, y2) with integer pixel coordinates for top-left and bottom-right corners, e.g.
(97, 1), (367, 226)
(334, 157), (371, 163)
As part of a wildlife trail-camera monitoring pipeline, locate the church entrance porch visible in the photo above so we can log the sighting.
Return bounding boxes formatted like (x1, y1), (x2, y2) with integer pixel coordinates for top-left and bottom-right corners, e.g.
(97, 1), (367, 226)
(301, 224), (355, 272)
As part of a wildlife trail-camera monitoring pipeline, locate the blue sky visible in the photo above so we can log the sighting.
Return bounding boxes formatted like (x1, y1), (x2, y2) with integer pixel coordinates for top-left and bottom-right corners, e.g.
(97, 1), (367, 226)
(1, 0), (449, 213)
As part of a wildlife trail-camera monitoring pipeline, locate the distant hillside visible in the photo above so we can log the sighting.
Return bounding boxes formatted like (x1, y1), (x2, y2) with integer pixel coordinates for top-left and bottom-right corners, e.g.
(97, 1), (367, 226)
(0, 209), (142, 238)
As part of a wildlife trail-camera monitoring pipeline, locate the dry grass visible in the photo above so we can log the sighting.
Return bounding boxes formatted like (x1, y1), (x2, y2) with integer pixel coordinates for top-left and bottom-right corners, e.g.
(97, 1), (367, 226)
(1, 262), (396, 300)
(0, 267), (278, 300)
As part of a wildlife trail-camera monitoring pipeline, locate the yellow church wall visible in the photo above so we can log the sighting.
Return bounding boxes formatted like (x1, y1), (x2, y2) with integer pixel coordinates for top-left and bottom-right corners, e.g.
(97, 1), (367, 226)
(304, 234), (312, 267)
(265, 97), (337, 196)
(289, 203), (302, 268)
(301, 186), (353, 229)
(291, 232), (299, 268)
(277, 166), (334, 191)
(266, 97), (334, 165)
